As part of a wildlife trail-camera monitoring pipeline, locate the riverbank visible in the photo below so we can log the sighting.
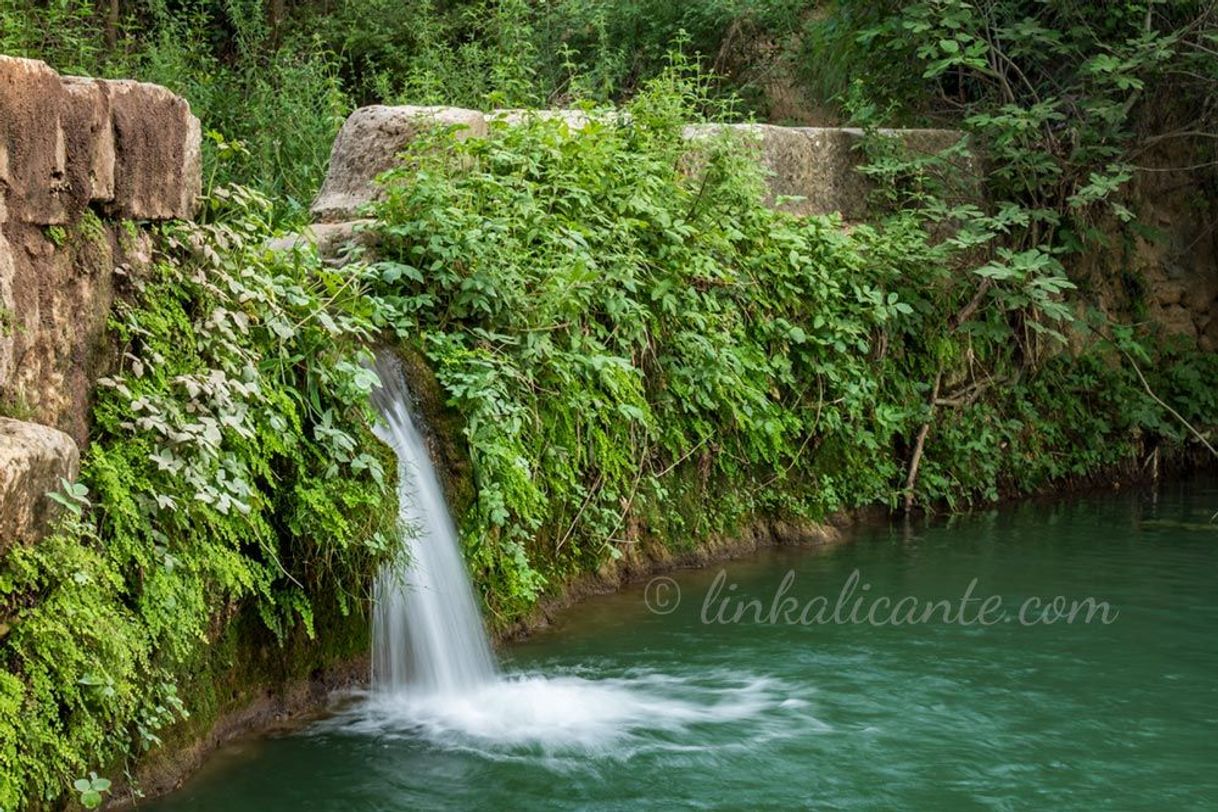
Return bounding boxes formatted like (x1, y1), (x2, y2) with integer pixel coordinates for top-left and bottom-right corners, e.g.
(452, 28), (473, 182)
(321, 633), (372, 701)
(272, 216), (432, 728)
(117, 513), (855, 804)
(122, 449), (1216, 805)
(143, 475), (1218, 810)
(116, 658), (368, 807)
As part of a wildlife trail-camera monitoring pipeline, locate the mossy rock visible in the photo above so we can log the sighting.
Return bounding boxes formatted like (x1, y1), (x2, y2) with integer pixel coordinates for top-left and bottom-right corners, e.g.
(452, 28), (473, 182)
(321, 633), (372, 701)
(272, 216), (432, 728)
(389, 341), (476, 519)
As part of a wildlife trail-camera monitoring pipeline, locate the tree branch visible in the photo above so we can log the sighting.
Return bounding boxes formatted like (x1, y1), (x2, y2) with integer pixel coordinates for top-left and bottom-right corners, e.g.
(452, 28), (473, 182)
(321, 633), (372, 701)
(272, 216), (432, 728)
(903, 369), (943, 513)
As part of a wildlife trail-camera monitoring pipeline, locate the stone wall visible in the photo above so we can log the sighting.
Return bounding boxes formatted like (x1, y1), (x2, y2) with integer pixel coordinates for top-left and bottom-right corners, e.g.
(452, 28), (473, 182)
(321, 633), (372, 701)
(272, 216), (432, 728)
(309, 105), (964, 224)
(1125, 143), (1218, 352)
(0, 55), (200, 545)
(306, 104), (1214, 352)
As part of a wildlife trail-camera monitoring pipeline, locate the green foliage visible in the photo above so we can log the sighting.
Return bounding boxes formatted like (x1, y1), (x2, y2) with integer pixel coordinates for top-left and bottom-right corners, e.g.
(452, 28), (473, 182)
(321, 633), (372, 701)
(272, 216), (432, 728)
(813, 2), (1218, 507)
(0, 0), (103, 73)
(6, 0), (1214, 233)
(818, 0), (1217, 254)
(0, 187), (394, 808)
(297, 0), (799, 109)
(73, 771), (110, 808)
(361, 66), (1218, 622)
(309, 0), (544, 108)
(43, 226), (66, 248)
(0, 0), (806, 223)
(45, 477), (89, 518)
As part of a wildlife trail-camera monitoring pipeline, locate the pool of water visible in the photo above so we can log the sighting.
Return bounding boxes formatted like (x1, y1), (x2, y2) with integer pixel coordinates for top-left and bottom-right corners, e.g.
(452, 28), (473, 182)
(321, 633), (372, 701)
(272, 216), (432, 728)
(150, 479), (1218, 810)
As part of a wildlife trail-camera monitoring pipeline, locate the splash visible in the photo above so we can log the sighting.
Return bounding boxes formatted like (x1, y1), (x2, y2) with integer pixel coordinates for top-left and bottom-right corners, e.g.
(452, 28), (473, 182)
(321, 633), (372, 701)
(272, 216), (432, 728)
(319, 668), (817, 760)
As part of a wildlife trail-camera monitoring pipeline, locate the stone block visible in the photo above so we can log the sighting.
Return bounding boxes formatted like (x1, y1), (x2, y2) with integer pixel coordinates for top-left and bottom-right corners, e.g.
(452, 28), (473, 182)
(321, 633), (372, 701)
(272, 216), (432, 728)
(62, 76), (116, 204)
(0, 56), (69, 224)
(0, 57), (200, 224)
(312, 105), (487, 222)
(0, 417), (79, 551)
(107, 78), (201, 220)
(0, 227), (14, 389)
(683, 123), (968, 218)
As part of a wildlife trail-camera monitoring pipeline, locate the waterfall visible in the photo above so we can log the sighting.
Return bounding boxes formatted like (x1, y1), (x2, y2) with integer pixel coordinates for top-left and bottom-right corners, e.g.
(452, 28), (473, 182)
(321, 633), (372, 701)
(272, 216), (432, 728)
(369, 353), (497, 694)
(358, 355), (789, 754)
(324, 353), (796, 754)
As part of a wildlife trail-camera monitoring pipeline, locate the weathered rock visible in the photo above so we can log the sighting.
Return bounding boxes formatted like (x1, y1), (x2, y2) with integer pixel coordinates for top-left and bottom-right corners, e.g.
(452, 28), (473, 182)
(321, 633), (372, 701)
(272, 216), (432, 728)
(1123, 132), (1218, 350)
(267, 219), (376, 262)
(108, 78), (201, 220)
(684, 124), (968, 218)
(1181, 275), (1218, 317)
(0, 57), (195, 439)
(781, 127), (870, 217)
(0, 227), (15, 388)
(317, 104), (970, 224)
(769, 517), (843, 545)
(0, 222), (155, 443)
(489, 108), (605, 129)
(0, 56), (70, 224)
(1151, 303), (1199, 340)
(0, 57), (201, 223)
(1199, 315), (1218, 354)
(182, 113), (203, 216)
(312, 105), (488, 222)
(0, 417), (79, 552)
(62, 76), (116, 204)
(1155, 279), (1186, 307)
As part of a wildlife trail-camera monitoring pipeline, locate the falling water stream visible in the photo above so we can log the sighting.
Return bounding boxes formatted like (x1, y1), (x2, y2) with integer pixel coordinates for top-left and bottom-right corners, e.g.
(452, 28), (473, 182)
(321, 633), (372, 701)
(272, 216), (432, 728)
(368, 353), (497, 693)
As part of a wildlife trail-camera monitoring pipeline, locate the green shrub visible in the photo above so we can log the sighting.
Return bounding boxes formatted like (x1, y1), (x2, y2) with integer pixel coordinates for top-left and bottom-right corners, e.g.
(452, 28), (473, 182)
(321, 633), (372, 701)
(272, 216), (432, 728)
(360, 65), (1218, 622)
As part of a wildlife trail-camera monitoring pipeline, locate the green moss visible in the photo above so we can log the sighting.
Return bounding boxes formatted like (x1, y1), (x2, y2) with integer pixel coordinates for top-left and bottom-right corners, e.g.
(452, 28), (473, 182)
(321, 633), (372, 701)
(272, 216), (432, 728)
(43, 225), (66, 248)
(0, 392), (36, 422)
(75, 210), (107, 247)
(392, 341), (477, 518)
(153, 587), (372, 755)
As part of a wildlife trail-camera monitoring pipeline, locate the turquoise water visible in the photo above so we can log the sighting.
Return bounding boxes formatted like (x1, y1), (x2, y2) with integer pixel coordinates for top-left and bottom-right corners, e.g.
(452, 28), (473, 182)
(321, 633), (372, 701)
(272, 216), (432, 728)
(151, 480), (1218, 810)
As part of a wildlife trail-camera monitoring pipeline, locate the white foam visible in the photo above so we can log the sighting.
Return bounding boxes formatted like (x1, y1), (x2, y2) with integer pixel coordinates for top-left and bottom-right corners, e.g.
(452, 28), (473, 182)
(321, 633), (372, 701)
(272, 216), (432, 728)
(316, 669), (821, 761)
